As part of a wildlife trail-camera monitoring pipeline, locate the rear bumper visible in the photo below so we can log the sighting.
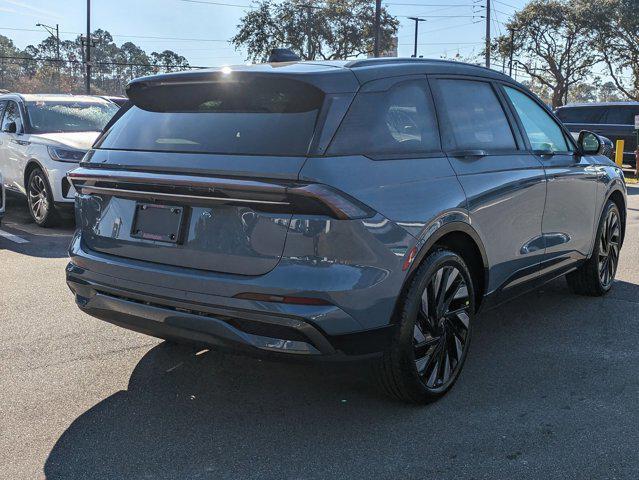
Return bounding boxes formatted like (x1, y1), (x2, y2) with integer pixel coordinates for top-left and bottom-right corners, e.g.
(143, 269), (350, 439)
(66, 254), (394, 360)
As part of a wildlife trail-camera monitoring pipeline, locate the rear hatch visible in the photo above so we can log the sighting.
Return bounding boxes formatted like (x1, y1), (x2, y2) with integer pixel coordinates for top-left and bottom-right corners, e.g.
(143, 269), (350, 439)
(70, 65), (360, 276)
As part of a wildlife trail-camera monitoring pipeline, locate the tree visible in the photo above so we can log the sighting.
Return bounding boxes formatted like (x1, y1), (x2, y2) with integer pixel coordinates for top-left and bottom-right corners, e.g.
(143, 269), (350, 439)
(0, 35), (25, 90)
(232, 0), (398, 62)
(580, 0), (639, 101)
(495, 0), (597, 108)
(1, 29), (192, 94)
(150, 50), (190, 72)
(568, 81), (598, 103)
(598, 81), (624, 102)
(121, 42), (153, 80)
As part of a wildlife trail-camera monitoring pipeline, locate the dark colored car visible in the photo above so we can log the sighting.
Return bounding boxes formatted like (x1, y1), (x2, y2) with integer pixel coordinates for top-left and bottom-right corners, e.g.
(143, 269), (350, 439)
(556, 102), (639, 166)
(66, 59), (627, 403)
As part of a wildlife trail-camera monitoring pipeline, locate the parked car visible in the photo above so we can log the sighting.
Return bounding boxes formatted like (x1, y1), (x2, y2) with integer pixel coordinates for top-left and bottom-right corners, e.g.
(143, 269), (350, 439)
(99, 95), (128, 107)
(0, 171), (4, 225)
(66, 59), (626, 403)
(556, 102), (639, 166)
(0, 94), (119, 226)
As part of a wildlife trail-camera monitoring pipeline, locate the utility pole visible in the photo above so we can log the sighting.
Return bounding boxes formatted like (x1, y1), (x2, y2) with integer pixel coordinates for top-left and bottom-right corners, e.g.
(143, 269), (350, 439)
(373, 0), (381, 57)
(564, 47), (570, 105)
(485, 0), (491, 69)
(36, 23), (60, 92)
(407, 17), (425, 58)
(85, 0), (91, 94)
(305, 4), (312, 60)
(508, 27), (514, 77)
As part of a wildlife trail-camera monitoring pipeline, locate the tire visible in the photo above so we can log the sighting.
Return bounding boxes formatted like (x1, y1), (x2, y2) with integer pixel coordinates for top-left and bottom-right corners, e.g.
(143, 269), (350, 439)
(566, 200), (621, 296)
(376, 249), (476, 404)
(27, 168), (59, 227)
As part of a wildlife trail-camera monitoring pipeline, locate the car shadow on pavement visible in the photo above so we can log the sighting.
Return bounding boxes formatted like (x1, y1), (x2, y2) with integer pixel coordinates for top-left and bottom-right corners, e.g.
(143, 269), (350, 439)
(44, 278), (639, 480)
(0, 194), (74, 258)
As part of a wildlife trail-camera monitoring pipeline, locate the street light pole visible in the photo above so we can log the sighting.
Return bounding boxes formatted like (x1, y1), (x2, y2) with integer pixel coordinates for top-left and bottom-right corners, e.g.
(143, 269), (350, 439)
(85, 0), (91, 94)
(36, 23), (61, 92)
(508, 27), (514, 77)
(407, 17), (425, 58)
(485, 0), (491, 68)
(373, 0), (381, 57)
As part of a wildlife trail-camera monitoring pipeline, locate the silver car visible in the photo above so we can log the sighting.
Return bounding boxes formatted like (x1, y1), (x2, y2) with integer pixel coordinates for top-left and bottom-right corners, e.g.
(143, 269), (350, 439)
(66, 59), (627, 403)
(0, 170), (4, 225)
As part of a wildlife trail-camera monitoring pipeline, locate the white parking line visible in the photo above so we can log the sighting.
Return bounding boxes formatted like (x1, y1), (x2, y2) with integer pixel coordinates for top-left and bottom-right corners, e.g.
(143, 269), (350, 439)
(0, 229), (29, 244)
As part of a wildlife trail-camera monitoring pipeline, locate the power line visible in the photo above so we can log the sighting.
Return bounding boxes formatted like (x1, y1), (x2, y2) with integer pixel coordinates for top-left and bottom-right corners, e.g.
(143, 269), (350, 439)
(179, 0), (251, 7)
(0, 27), (230, 43)
(400, 14), (478, 17)
(0, 55), (212, 69)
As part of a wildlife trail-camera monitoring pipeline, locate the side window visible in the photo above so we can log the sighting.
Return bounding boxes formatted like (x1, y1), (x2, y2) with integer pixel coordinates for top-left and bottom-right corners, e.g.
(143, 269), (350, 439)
(327, 80), (440, 156)
(435, 79), (516, 151)
(555, 106), (605, 124)
(0, 101), (7, 124)
(504, 86), (568, 152)
(602, 107), (636, 126)
(1, 101), (22, 133)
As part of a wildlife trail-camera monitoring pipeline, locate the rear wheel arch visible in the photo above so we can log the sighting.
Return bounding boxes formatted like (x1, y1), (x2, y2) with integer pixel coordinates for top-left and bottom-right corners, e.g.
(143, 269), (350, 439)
(395, 223), (488, 320)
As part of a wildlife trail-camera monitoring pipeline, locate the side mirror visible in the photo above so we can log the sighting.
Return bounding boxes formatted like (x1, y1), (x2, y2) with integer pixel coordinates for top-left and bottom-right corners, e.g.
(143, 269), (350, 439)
(3, 121), (17, 134)
(578, 130), (602, 155)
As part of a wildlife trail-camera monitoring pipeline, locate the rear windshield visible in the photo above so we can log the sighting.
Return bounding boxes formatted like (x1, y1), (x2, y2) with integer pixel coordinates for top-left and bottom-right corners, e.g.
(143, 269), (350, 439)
(97, 78), (324, 156)
(26, 100), (118, 134)
(555, 106), (605, 124)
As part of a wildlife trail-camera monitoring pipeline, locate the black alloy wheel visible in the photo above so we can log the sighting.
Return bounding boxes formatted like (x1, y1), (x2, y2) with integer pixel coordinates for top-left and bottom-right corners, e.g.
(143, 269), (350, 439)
(413, 264), (472, 391)
(377, 249), (475, 403)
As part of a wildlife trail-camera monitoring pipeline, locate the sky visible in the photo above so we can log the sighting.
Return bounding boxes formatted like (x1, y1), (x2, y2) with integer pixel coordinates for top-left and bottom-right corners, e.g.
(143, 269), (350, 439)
(0, 0), (531, 69)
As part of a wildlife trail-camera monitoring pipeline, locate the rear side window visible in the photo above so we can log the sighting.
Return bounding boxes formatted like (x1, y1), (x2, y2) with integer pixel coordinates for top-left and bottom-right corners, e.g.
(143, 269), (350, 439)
(434, 79), (516, 151)
(327, 80), (440, 156)
(601, 107), (639, 125)
(97, 78), (324, 156)
(555, 107), (605, 123)
(504, 86), (569, 152)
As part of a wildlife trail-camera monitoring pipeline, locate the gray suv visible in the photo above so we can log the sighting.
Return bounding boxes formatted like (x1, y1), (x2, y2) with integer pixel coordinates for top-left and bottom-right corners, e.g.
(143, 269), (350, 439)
(66, 59), (626, 403)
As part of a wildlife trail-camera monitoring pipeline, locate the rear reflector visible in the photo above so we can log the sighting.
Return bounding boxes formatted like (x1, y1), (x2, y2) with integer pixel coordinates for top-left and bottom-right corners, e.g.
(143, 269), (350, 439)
(234, 292), (331, 306)
(402, 246), (418, 271)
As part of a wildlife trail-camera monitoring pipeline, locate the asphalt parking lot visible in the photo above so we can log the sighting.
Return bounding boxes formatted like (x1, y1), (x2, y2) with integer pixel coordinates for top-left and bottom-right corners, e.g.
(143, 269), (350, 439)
(1, 186), (639, 480)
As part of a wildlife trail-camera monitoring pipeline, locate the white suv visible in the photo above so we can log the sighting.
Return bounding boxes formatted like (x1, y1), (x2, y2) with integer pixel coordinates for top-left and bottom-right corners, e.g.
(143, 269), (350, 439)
(0, 171), (4, 225)
(0, 94), (118, 226)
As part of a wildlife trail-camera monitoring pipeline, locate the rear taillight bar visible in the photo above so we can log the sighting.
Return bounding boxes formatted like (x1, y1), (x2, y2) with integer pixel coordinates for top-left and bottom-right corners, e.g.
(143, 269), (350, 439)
(68, 168), (374, 220)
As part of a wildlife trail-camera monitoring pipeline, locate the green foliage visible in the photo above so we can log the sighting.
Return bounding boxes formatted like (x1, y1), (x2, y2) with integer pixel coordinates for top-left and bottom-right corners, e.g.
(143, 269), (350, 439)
(0, 30), (190, 94)
(579, 0), (639, 100)
(494, 0), (597, 108)
(232, 0), (398, 62)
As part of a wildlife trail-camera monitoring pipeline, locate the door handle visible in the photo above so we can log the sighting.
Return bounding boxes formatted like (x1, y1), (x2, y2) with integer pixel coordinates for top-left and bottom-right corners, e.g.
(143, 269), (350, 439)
(533, 150), (555, 158)
(449, 149), (487, 158)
